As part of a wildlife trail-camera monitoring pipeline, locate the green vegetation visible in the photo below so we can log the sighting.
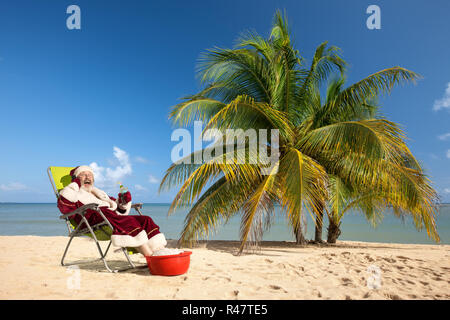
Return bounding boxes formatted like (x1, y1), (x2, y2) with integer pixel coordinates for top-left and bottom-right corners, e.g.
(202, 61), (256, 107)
(159, 10), (440, 252)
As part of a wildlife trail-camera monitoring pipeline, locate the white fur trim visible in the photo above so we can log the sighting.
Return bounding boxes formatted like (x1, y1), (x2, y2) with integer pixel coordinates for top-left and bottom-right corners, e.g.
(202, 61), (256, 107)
(59, 182), (80, 203)
(60, 184), (129, 214)
(91, 187), (110, 202)
(147, 233), (167, 252)
(116, 201), (132, 216)
(91, 187), (116, 210)
(111, 230), (148, 248)
(78, 189), (110, 207)
(60, 183), (110, 207)
(108, 200), (117, 211)
(73, 165), (94, 178)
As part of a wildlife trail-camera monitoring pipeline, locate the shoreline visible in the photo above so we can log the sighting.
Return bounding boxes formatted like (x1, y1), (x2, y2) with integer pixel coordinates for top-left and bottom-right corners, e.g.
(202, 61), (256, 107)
(1, 234), (447, 246)
(0, 236), (449, 300)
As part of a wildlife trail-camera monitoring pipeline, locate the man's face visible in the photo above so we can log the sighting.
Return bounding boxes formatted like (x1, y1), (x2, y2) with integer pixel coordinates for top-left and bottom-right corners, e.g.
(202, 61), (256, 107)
(78, 171), (94, 191)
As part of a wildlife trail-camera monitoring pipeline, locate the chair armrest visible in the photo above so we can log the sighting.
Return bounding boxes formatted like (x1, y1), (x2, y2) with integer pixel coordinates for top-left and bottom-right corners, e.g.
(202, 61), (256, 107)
(131, 203), (143, 216)
(59, 203), (99, 220)
(131, 203), (143, 209)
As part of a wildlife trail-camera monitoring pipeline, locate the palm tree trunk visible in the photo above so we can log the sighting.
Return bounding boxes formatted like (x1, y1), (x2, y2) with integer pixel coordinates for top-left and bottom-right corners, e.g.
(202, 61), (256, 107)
(294, 223), (307, 245)
(314, 201), (325, 243)
(327, 219), (341, 243)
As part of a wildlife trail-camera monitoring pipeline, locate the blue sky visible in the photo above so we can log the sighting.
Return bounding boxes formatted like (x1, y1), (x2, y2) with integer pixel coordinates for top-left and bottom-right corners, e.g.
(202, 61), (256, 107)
(0, 0), (449, 203)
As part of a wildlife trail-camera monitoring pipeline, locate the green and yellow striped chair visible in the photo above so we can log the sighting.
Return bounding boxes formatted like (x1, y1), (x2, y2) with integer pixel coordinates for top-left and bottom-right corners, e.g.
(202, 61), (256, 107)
(47, 166), (144, 272)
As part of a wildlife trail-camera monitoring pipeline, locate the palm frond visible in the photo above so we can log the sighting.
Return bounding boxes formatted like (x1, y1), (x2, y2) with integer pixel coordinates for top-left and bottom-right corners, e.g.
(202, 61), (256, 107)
(239, 162), (280, 253)
(196, 48), (272, 102)
(169, 96), (225, 127)
(162, 138), (267, 213)
(277, 148), (328, 236)
(299, 119), (417, 169)
(178, 176), (256, 246)
(323, 67), (421, 117)
(204, 94), (295, 141)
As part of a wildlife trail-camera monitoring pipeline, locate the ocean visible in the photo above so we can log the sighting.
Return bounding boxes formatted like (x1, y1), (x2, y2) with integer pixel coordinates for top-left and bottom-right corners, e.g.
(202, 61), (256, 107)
(0, 203), (449, 245)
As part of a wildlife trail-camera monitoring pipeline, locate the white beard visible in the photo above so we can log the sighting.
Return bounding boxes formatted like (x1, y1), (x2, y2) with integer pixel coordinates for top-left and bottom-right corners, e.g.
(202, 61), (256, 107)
(81, 184), (94, 193)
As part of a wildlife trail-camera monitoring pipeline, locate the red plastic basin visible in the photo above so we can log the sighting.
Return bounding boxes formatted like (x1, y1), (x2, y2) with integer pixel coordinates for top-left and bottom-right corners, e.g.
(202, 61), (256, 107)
(145, 251), (192, 276)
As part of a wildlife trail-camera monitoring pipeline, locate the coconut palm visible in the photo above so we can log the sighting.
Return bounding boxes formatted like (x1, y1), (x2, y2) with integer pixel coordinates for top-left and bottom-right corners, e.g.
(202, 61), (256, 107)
(301, 76), (440, 243)
(159, 10), (440, 252)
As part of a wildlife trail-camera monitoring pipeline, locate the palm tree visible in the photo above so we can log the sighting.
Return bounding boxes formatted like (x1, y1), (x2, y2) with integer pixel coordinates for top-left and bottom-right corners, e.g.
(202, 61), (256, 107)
(159, 10), (440, 252)
(301, 75), (440, 243)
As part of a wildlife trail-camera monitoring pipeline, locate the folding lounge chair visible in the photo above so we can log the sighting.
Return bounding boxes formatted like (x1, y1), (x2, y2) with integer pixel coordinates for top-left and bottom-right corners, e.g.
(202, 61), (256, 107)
(47, 166), (145, 272)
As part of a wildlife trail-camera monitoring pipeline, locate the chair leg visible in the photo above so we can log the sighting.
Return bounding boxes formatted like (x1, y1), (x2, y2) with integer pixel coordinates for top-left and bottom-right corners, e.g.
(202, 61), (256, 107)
(61, 232), (76, 267)
(97, 225), (139, 271)
(82, 217), (116, 273)
(122, 248), (136, 269)
(61, 222), (89, 266)
(61, 233), (104, 267)
(83, 219), (140, 272)
(102, 240), (112, 258)
(62, 218), (140, 272)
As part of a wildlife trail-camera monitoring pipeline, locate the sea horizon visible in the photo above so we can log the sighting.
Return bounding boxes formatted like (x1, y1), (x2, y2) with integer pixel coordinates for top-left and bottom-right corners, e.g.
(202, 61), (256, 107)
(1, 203), (449, 245)
(1, 202), (450, 205)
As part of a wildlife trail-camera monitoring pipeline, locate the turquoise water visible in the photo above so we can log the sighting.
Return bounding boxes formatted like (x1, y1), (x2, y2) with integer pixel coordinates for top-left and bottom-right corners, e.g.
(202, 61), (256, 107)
(0, 203), (449, 244)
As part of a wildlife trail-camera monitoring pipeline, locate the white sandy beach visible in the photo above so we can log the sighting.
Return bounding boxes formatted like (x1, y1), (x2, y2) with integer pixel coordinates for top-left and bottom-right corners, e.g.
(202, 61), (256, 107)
(0, 235), (448, 300)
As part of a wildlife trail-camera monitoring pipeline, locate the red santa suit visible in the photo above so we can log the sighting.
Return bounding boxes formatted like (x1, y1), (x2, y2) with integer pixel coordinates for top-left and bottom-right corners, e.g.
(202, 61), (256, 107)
(57, 166), (167, 254)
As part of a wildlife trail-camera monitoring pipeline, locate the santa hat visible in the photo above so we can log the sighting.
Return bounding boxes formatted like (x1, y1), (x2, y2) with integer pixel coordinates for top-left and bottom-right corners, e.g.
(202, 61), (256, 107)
(70, 165), (94, 179)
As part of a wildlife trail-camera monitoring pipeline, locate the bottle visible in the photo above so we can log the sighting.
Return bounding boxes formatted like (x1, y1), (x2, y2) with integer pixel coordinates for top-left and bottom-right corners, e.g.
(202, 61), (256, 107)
(117, 182), (128, 203)
(118, 182), (128, 194)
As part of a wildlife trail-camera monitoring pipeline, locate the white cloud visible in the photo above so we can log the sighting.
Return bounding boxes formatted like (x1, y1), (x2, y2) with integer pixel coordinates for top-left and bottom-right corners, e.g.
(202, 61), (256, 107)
(0, 182), (27, 191)
(90, 146), (132, 188)
(443, 188), (450, 194)
(135, 156), (149, 164)
(433, 82), (450, 111)
(148, 175), (159, 184)
(134, 184), (148, 191)
(438, 133), (450, 141)
(430, 153), (440, 160)
(447, 150), (450, 159)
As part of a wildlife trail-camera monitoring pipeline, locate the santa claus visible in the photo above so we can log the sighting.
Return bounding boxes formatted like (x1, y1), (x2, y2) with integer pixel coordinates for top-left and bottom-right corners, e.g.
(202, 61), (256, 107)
(57, 165), (167, 256)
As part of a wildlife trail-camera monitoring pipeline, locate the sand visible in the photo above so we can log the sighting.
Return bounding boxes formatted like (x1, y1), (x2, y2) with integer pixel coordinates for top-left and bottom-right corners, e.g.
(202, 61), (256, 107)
(0, 235), (448, 300)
